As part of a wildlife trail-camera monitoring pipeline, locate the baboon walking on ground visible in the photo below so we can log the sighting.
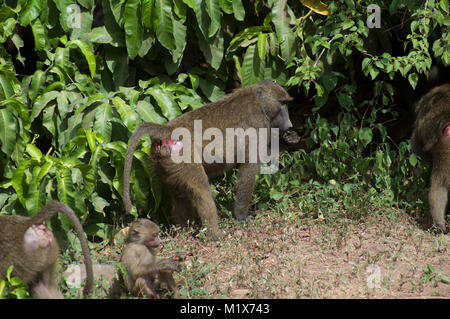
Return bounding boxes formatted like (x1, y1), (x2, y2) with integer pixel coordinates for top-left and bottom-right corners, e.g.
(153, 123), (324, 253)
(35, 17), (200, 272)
(411, 83), (450, 233)
(123, 80), (295, 240)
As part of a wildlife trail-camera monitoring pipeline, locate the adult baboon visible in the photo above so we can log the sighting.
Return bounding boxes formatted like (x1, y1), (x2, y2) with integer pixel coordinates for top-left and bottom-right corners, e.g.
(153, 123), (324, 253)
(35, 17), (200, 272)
(411, 83), (450, 233)
(0, 201), (93, 298)
(119, 219), (181, 298)
(123, 80), (294, 240)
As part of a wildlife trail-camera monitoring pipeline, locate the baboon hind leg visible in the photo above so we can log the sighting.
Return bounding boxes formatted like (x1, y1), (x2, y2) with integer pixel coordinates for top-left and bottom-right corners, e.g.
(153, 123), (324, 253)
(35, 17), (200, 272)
(171, 196), (196, 225)
(32, 263), (63, 299)
(164, 162), (223, 240)
(429, 169), (448, 233)
(234, 163), (259, 221)
(186, 166), (224, 240)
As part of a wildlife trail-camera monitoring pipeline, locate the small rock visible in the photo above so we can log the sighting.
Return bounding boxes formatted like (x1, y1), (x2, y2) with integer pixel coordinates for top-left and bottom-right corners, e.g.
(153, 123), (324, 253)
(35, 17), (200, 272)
(63, 264), (116, 289)
(230, 289), (250, 298)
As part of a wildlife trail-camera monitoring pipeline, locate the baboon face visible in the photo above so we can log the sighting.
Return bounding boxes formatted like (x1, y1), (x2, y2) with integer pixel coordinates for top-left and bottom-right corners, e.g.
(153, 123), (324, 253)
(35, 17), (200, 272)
(128, 219), (161, 248)
(270, 103), (292, 132)
(256, 81), (293, 133)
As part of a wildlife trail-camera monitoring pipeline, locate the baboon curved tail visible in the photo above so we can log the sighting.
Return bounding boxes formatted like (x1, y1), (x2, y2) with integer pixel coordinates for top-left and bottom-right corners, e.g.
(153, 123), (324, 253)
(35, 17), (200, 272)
(30, 200), (93, 298)
(123, 122), (170, 214)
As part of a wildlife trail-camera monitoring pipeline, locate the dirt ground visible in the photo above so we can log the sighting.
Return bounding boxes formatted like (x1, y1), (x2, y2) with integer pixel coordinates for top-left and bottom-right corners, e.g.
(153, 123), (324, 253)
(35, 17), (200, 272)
(158, 212), (449, 299)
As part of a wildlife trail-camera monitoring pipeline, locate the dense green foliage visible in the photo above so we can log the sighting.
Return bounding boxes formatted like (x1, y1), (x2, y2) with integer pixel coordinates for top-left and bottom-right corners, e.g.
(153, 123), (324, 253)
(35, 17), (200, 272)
(0, 266), (31, 299)
(0, 0), (448, 239)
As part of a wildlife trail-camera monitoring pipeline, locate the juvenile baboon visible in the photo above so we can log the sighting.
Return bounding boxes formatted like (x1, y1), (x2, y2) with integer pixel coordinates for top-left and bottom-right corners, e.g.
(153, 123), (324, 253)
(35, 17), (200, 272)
(411, 83), (450, 233)
(0, 201), (93, 298)
(119, 219), (181, 298)
(123, 80), (294, 240)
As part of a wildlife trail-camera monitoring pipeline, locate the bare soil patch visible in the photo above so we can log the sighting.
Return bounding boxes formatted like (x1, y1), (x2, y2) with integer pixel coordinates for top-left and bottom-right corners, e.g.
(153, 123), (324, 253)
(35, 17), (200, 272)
(158, 212), (449, 298)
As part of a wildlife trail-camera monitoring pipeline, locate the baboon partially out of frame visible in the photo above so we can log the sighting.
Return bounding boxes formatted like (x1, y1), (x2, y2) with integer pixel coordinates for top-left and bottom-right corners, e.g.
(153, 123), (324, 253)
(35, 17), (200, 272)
(119, 219), (181, 298)
(0, 201), (93, 298)
(411, 83), (450, 233)
(123, 80), (294, 240)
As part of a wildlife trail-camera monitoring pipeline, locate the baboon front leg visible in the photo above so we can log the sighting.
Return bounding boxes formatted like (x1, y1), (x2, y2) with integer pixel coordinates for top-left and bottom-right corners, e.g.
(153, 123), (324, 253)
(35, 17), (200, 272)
(234, 163), (259, 221)
(429, 169), (448, 233)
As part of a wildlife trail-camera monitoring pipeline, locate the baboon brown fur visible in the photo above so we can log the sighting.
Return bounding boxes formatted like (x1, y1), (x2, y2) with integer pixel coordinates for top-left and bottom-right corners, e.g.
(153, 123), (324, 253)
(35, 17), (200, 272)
(411, 83), (450, 233)
(123, 80), (294, 240)
(119, 219), (181, 298)
(0, 201), (93, 298)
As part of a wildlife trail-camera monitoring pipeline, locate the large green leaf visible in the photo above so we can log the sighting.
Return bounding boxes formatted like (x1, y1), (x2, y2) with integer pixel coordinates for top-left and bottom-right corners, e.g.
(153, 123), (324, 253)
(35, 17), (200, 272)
(0, 73), (14, 99)
(205, 0), (220, 37)
(31, 19), (46, 51)
(31, 91), (59, 120)
(53, 0), (76, 31)
(67, 39), (96, 78)
(70, 11), (93, 40)
(232, 0), (245, 21)
(155, 0), (176, 51)
(135, 100), (167, 124)
(0, 108), (18, 157)
(193, 0), (210, 38)
(29, 70), (46, 102)
(197, 29), (224, 70)
(241, 44), (265, 87)
(112, 96), (139, 132)
(271, 0), (296, 64)
(171, 16), (187, 64)
(102, 0), (126, 45)
(219, 0), (233, 14)
(87, 26), (114, 44)
(198, 78), (225, 101)
(0, 65), (21, 98)
(56, 166), (87, 226)
(19, 0), (44, 26)
(142, 0), (154, 29)
(124, 0), (143, 59)
(109, 0), (126, 27)
(94, 103), (113, 142)
(74, 162), (95, 197)
(12, 158), (32, 206)
(54, 47), (71, 79)
(257, 33), (267, 60)
(0, 98), (31, 131)
(145, 86), (181, 120)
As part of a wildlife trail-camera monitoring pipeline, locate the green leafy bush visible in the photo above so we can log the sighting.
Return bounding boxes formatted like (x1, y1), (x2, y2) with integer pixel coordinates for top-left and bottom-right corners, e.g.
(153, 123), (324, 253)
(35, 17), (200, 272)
(0, 266), (31, 299)
(0, 0), (447, 236)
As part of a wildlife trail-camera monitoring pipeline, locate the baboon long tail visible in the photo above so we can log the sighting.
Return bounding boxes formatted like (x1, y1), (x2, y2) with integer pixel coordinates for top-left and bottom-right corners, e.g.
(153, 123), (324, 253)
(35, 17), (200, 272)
(30, 201), (94, 298)
(123, 122), (170, 214)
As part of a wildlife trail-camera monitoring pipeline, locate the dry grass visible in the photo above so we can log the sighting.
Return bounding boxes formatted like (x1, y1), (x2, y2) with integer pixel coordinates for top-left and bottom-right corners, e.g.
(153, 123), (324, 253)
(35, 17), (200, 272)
(153, 211), (450, 299)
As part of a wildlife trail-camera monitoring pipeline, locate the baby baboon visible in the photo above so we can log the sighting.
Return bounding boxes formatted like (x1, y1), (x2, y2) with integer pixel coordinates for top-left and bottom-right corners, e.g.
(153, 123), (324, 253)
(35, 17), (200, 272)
(119, 219), (181, 298)
(0, 201), (93, 298)
(411, 83), (450, 233)
(123, 80), (294, 240)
